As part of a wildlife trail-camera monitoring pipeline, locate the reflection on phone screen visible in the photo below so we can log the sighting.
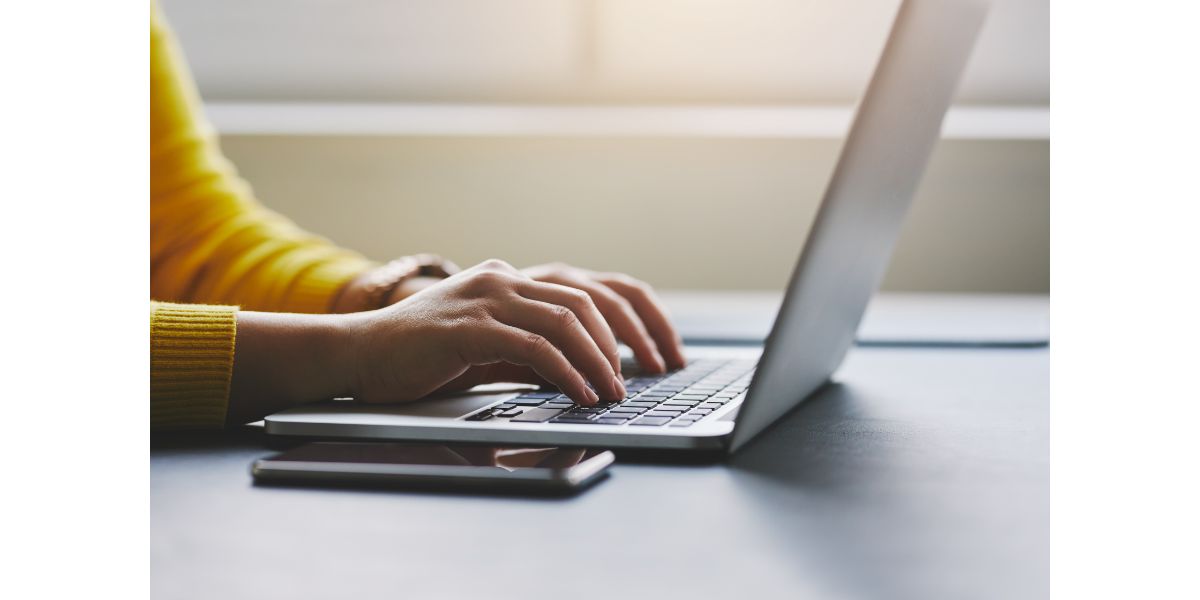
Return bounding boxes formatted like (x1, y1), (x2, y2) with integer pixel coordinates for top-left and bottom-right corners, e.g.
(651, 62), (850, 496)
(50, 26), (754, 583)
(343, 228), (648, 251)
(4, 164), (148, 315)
(269, 442), (599, 472)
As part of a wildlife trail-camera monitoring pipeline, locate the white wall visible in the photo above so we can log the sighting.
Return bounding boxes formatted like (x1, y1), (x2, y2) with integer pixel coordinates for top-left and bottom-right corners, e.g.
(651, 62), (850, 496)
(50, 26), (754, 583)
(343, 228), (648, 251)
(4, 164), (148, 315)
(158, 0), (1050, 293)
(161, 0), (1048, 104)
(217, 136), (1048, 293)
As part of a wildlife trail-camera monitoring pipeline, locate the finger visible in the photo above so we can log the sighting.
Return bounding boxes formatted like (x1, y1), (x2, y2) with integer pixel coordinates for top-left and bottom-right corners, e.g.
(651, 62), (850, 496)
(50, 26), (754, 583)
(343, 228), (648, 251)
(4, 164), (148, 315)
(515, 280), (623, 375)
(495, 296), (625, 402)
(473, 323), (600, 406)
(597, 274), (688, 370)
(563, 277), (667, 374)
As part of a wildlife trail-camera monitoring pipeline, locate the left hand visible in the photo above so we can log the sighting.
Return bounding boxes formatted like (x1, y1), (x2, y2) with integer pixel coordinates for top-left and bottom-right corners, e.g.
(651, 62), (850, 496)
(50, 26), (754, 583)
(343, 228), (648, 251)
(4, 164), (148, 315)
(521, 263), (686, 374)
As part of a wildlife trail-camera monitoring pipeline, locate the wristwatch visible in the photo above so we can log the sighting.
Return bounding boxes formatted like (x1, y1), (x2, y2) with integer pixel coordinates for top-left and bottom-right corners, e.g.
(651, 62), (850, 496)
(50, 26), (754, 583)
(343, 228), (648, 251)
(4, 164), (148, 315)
(360, 253), (460, 310)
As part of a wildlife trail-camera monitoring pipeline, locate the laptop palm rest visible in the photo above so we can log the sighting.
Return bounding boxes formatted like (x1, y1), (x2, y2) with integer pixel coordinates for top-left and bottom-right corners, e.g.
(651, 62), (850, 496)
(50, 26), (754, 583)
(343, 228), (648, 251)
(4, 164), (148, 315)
(271, 390), (519, 423)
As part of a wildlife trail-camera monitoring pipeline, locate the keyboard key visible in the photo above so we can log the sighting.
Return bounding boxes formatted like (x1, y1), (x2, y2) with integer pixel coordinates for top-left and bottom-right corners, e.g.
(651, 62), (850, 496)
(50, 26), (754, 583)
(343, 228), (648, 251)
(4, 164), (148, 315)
(630, 416), (672, 426)
(465, 411), (494, 421)
(600, 410), (638, 420)
(509, 397), (551, 406)
(495, 403), (516, 410)
(510, 407), (568, 423)
(645, 410), (685, 418)
(542, 401), (574, 409)
(570, 407), (608, 414)
(520, 391), (562, 399)
(498, 408), (524, 417)
(699, 402), (724, 410)
(607, 406), (648, 414)
(661, 399), (700, 407)
(669, 421), (696, 427)
(671, 394), (711, 401)
(558, 417), (628, 426)
(623, 401), (659, 409)
(554, 412), (597, 422)
(552, 414), (597, 423)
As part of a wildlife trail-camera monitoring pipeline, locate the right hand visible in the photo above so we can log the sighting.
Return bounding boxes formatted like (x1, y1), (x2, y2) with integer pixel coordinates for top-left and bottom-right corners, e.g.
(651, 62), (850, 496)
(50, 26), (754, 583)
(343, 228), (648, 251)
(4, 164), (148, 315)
(343, 259), (628, 406)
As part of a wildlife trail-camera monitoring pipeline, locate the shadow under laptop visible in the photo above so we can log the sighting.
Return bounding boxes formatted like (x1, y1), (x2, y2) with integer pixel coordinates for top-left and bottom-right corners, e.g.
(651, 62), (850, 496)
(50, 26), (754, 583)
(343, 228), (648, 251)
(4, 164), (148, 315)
(721, 379), (1047, 600)
(727, 381), (884, 482)
(720, 382), (941, 599)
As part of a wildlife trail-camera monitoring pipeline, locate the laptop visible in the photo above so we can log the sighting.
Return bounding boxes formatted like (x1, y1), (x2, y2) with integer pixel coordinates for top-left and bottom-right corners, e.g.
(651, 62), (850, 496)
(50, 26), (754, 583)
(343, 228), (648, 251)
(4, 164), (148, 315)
(265, 0), (990, 455)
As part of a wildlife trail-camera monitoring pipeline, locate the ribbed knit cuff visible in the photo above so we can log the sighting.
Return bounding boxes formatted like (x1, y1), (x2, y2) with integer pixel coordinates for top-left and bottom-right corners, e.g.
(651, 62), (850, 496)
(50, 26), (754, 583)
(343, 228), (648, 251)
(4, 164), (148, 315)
(282, 258), (374, 314)
(150, 301), (238, 430)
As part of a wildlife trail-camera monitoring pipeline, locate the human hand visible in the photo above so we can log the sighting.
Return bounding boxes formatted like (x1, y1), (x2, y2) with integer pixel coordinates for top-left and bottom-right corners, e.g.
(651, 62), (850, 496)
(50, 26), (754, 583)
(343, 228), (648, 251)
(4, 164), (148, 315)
(344, 259), (627, 406)
(521, 263), (686, 374)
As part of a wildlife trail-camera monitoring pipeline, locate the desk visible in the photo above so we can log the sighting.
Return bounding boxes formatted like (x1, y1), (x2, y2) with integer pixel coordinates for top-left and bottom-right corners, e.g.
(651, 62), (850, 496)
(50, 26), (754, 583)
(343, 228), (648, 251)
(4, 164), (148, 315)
(151, 295), (1049, 600)
(662, 291), (1050, 346)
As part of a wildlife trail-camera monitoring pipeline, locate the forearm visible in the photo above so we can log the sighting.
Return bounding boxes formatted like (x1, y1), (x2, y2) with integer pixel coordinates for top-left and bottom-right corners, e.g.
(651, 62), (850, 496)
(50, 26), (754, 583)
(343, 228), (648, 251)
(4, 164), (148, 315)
(226, 311), (360, 425)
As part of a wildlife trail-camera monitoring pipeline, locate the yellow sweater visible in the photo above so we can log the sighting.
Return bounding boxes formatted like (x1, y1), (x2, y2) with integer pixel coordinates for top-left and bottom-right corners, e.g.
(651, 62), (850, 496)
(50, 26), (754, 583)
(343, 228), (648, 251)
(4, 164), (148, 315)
(150, 2), (372, 429)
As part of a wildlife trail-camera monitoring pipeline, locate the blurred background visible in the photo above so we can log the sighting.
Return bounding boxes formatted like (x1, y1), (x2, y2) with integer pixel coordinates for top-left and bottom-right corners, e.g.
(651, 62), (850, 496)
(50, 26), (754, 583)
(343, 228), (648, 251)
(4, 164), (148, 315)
(160, 0), (1048, 293)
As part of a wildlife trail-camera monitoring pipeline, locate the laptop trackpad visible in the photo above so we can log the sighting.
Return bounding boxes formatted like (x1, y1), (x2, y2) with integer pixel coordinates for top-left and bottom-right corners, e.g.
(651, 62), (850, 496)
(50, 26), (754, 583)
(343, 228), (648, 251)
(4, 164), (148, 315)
(271, 387), (526, 422)
(388, 389), (519, 418)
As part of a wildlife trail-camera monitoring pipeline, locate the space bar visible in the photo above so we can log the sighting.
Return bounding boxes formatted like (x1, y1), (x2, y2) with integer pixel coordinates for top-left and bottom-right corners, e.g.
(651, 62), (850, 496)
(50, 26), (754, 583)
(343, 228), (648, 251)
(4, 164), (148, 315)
(510, 407), (567, 423)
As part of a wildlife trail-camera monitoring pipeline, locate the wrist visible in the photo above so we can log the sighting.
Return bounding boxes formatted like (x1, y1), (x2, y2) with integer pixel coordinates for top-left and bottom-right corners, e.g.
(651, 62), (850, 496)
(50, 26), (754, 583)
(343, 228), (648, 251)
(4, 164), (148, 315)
(330, 310), (373, 399)
(331, 270), (376, 314)
(387, 275), (444, 304)
(333, 255), (459, 313)
(229, 311), (366, 424)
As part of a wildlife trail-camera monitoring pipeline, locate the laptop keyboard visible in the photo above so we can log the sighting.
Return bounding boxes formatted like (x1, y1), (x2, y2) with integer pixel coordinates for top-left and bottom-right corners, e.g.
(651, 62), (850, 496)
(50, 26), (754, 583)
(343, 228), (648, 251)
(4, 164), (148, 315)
(464, 359), (756, 428)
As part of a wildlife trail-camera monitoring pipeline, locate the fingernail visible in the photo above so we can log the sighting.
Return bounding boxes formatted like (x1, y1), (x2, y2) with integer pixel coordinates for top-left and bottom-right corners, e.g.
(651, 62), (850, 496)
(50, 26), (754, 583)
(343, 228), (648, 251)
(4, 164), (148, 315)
(653, 353), (667, 374)
(612, 374), (627, 400)
(584, 386), (599, 405)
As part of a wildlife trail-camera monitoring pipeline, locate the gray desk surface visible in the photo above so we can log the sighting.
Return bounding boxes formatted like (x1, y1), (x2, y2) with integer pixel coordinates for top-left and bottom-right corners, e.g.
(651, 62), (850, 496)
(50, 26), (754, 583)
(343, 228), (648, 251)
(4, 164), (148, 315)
(151, 298), (1049, 600)
(662, 290), (1050, 346)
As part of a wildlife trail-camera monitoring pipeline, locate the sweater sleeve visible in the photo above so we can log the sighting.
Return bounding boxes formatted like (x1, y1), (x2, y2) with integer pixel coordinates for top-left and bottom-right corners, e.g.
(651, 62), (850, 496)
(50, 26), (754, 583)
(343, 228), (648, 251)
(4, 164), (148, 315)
(150, 301), (238, 430)
(150, 2), (374, 314)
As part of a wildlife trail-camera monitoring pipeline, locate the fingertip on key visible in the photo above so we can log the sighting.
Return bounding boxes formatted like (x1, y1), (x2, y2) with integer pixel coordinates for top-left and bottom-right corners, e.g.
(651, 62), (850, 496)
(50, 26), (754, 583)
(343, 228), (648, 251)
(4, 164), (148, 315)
(611, 374), (627, 400)
(649, 353), (668, 374)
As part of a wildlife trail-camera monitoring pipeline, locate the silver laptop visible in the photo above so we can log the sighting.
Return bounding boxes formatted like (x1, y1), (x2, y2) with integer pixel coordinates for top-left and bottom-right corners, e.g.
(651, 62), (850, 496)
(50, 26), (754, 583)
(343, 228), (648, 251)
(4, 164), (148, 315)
(266, 0), (989, 454)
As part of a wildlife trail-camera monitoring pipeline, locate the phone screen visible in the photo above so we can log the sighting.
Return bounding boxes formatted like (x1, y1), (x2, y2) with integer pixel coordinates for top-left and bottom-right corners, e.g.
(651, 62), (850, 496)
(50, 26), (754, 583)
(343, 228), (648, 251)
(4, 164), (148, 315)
(266, 442), (606, 471)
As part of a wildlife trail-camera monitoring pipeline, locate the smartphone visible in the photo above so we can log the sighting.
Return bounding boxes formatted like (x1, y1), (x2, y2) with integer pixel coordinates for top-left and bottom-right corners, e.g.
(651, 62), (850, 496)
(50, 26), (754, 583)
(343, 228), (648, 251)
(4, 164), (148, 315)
(252, 442), (614, 494)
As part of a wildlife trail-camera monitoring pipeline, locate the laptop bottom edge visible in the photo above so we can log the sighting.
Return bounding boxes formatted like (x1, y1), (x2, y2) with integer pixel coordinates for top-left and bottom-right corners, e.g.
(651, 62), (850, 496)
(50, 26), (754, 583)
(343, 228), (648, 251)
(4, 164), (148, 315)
(264, 420), (731, 454)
